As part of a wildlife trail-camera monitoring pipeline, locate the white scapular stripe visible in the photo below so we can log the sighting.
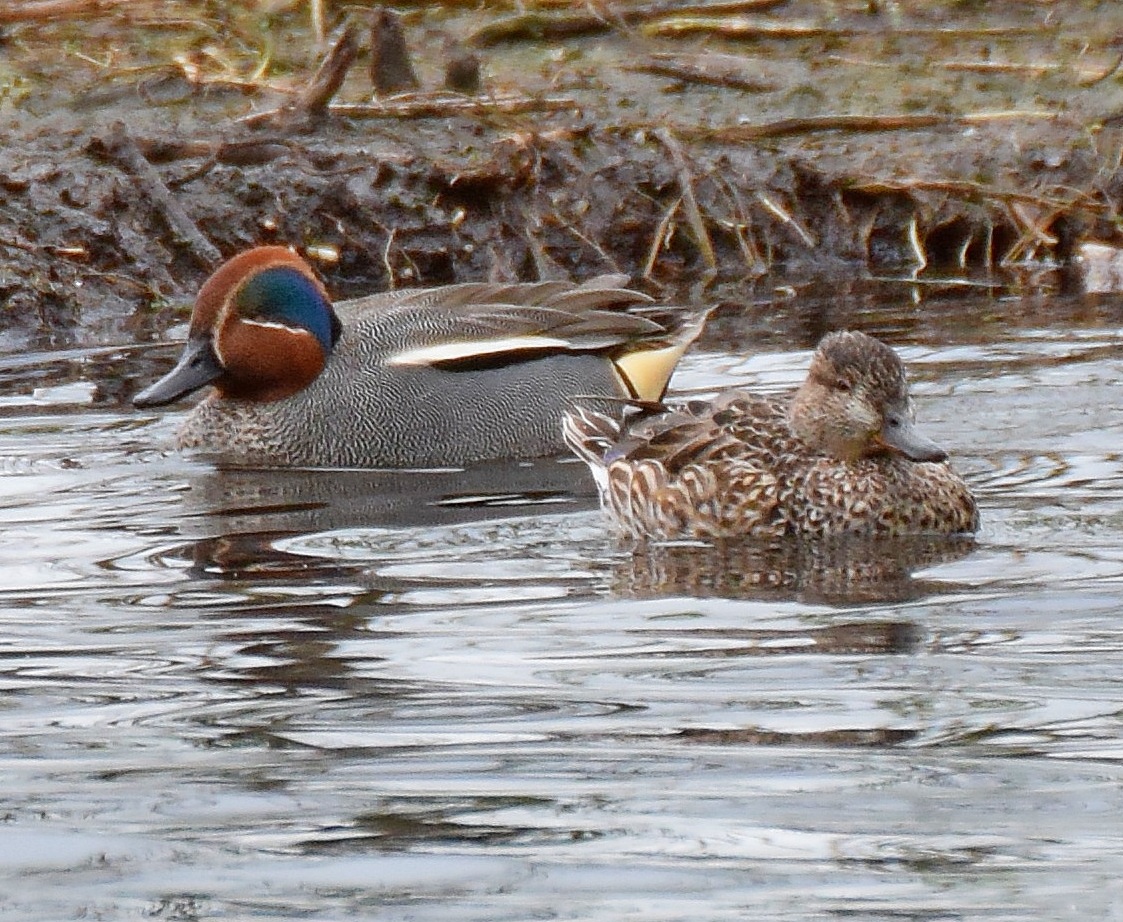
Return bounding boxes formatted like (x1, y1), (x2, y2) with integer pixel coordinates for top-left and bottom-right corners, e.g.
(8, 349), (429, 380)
(388, 335), (572, 367)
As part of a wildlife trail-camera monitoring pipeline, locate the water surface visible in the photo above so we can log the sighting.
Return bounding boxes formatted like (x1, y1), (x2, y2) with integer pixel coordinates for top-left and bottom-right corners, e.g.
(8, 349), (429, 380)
(3, 283), (1123, 920)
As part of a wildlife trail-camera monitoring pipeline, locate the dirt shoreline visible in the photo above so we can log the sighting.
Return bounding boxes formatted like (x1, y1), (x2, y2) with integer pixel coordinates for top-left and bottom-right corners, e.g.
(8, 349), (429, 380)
(0, 1), (1120, 352)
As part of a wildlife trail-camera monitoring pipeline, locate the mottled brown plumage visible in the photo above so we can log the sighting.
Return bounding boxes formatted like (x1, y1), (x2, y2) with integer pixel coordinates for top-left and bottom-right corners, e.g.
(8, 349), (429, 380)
(564, 330), (978, 539)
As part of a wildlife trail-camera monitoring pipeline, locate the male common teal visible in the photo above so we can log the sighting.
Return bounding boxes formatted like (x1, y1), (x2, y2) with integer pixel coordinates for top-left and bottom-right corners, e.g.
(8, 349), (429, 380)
(563, 330), (978, 539)
(133, 246), (702, 468)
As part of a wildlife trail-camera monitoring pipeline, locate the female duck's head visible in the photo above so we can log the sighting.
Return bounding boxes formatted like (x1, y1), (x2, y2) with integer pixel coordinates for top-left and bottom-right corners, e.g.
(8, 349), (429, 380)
(788, 330), (947, 464)
(133, 247), (342, 408)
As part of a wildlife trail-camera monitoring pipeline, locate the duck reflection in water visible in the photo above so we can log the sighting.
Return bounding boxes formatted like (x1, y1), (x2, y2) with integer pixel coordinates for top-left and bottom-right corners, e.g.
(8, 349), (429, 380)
(169, 454), (599, 584)
(612, 533), (976, 605)
(169, 465), (974, 610)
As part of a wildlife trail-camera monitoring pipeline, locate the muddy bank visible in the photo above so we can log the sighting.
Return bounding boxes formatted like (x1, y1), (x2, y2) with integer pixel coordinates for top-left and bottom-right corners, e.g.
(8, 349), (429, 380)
(0, 0), (1121, 354)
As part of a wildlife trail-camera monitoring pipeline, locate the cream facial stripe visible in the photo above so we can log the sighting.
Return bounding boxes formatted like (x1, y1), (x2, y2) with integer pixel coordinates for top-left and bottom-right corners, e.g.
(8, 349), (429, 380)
(212, 317), (319, 366)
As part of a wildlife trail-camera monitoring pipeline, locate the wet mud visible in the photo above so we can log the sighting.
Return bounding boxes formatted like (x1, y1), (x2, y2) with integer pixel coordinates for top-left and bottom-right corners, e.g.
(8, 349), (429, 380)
(0, 0), (1121, 356)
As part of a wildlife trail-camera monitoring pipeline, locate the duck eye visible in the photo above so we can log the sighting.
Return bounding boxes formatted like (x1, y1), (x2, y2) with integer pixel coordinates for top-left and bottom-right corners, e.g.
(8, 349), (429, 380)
(834, 380), (852, 393)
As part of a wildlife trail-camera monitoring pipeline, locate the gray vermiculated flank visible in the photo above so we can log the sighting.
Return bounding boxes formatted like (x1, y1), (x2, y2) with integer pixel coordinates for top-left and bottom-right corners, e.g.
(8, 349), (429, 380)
(178, 276), (669, 468)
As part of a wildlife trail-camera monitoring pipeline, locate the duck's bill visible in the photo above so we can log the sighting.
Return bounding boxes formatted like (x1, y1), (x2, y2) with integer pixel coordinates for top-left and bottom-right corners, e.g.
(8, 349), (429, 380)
(133, 337), (223, 408)
(878, 410), (948, 463)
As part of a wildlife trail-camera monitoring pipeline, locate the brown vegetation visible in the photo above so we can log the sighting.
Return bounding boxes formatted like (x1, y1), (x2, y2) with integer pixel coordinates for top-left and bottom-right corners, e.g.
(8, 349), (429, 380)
(0, 0), (1119, 348)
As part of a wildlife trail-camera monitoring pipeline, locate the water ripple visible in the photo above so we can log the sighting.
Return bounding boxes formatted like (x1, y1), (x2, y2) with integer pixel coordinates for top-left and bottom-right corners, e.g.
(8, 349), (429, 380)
(5, 322), (1123, 919)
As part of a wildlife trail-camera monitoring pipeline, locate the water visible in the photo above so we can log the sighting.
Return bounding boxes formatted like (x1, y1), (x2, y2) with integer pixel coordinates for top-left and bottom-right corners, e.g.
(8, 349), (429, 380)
(3, 284), (1123, 920)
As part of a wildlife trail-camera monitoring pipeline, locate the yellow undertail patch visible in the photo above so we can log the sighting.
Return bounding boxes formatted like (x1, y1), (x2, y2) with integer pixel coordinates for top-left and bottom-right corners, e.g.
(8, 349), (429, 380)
(611, 312), (707, 401)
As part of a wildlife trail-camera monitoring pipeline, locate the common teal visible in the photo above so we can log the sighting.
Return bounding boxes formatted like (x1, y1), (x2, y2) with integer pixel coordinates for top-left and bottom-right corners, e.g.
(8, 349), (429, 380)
(563, 330), (978, 539)
(134, 247), (702, 468)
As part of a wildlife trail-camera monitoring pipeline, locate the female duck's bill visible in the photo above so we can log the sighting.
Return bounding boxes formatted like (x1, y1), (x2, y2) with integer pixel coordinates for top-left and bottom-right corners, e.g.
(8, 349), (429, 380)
(564, 330), (979, 540)
(132, 246), (705, 468)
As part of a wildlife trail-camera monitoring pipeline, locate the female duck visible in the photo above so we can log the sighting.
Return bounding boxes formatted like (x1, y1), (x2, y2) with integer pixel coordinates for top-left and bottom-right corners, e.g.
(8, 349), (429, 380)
(563, 330), (978, 539)
(134, 247), (700, 468)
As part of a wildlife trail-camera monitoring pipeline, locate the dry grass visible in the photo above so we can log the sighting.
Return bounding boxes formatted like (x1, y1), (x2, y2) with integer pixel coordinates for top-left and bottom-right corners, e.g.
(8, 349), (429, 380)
(0, 0), (1120, 343)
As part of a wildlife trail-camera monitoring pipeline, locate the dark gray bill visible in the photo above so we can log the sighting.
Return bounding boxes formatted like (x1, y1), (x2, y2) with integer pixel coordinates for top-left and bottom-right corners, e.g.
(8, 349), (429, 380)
(880, 405), (947, 463)
(133, 336), (223, 408)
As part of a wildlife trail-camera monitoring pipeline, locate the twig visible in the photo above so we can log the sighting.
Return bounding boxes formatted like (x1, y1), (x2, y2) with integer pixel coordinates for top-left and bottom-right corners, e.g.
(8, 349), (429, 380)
(822, 52), (1115, 86)
(688, 110), (1063, 142)
(714, 174), (764, 274)
(1080, 50), (1123, 87)
(941, 60), (1063, 76)
(755, 192), (815, 248)
(93, 122), (221, 270)
(470, 11), (607, 46)
(470, 0), (785, 46)
(848, 178), (1105, 215)
(1007, 200), (1060, 261)
(654, 129), (716, 270)
(906, 214), (926, 274)
(556, 218), (617, 271)
(647, 17), (842, 40)
(165, 139), (297, 187)
(643, 197), (681, 280)
(310, 0), (325, 44)
(0, 0), (124, 22)
(625, 53), (778, 92)
(242, 21), (360, 129)
(646, 17), (1052, 40)
(139, 137), (292, 167)
(321, 93), (580, 122)
(240, 78), (576, 128)
(294, 21), (361, 117)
